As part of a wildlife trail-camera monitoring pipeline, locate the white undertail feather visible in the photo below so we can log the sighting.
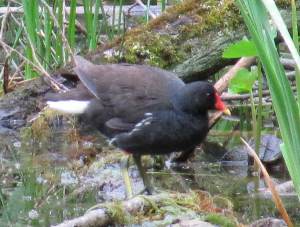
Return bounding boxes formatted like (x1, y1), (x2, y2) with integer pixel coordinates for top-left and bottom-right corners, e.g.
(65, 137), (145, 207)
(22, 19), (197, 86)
(47, 100), (90, 114)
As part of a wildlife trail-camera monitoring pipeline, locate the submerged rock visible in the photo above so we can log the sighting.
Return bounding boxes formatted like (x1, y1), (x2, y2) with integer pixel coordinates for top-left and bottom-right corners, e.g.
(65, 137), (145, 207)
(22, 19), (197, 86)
(250, 218), (287, 227)
(223, 134), (283, 164)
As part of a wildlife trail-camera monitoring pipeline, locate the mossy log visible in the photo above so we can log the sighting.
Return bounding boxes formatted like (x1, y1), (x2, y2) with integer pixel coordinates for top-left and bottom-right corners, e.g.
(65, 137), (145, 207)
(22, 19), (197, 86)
(86, 0), (291, 82)
(52, 192), (237, 227)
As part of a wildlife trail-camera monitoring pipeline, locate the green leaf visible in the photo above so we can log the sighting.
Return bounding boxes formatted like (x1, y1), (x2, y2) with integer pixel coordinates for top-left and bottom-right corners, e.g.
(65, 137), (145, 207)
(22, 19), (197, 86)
(229, 68), (257, 94)
(236, 0), (300, 200)
(222, 39), (257, 58)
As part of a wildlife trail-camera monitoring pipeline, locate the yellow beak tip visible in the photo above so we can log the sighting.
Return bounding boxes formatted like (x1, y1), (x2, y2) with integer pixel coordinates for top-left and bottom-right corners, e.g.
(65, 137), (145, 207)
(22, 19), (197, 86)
(223, 108), (231, 116)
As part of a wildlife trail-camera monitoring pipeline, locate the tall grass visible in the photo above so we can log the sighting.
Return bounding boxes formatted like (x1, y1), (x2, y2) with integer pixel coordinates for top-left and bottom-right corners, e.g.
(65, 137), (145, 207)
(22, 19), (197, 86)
(68, 0), (77, 49)
(22, 0), (40, 79)
(2, 0), (128, 80)
(2, 0), (164, 80)
(236, 0), (300, 199)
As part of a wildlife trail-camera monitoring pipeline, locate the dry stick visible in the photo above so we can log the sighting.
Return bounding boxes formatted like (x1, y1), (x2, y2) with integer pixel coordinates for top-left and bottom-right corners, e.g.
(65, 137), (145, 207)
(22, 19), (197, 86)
(222, 85), (298, 101)
(10, 11), (21, 27)
(10, 60), (25, 84)
(0, 3), (22, 78)
(280, 58), (296, 70)
(222, 90), (271, 101)
(0, 40), (64, 91)
(214, 57), (256, 92)
(241, 138), (293, 227)
(209, 57), (256, 127)
(3, 58), (9, 93)
(0, 2), (9, 39)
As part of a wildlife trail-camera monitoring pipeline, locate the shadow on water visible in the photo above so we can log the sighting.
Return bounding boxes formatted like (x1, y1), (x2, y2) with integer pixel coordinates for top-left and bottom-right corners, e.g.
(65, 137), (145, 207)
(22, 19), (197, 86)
(0, 112), (300, 226)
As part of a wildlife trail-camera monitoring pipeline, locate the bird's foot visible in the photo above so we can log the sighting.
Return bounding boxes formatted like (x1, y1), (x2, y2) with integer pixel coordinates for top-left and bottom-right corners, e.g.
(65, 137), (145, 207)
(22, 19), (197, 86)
(137, 186), (161, 196)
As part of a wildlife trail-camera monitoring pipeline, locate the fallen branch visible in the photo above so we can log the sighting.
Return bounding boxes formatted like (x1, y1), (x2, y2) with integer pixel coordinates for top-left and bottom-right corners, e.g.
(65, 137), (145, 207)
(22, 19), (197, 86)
(221, 90), (271, 101)
(214, 57), (256, 92)
(53, 193), (186, 227)
(209, 57), (256, 127)
(280, 57), (296, 70)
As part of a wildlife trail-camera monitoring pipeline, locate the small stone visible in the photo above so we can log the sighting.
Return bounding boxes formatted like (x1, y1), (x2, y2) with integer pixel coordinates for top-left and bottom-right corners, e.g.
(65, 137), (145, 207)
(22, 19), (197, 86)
(36, 176), (47, 184)
(28, 209), (39, 219)
(15, 163), (20, 169)
(61, 171), (78, 186)
(250, 218), (287, 227)
(22, 196), (32, 201)
(13, 141), (21, 148)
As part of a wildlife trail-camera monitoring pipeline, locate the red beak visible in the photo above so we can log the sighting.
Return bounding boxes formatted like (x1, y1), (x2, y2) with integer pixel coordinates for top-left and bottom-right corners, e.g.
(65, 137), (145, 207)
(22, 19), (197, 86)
(214, 93), (231, 115)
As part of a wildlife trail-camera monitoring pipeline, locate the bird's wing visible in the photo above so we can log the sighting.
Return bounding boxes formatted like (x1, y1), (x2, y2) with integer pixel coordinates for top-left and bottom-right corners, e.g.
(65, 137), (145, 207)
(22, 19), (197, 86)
(71, 55), (186, 124)
(73, 56), (100, 99)
(105, 118), (135, 131)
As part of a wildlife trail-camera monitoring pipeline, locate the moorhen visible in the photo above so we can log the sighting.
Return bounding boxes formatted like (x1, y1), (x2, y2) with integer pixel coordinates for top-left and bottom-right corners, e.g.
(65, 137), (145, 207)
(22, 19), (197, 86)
(47, 56), (230, 197)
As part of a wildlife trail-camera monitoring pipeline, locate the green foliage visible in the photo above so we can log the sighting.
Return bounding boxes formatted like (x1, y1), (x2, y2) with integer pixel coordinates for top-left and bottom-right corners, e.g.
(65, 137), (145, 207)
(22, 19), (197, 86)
(68, 0), (77, 49)
(22, 0), (40, 79)
(205, 213), (237, 227)
(223, 39), (257, 58)
(1, 169), (46, 225)
(8, 0), (127, 80)
(228, 68), (257, 94)
(236, 0), (300, 200)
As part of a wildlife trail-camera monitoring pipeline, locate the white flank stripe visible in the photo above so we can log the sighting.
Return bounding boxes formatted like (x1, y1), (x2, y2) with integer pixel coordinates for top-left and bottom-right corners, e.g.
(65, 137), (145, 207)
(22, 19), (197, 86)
(47, 100), (90, 114)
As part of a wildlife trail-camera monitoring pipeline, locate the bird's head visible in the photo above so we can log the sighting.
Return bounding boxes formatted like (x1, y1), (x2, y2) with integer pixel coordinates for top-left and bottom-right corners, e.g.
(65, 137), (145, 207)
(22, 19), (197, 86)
(173, 81), (230, 115)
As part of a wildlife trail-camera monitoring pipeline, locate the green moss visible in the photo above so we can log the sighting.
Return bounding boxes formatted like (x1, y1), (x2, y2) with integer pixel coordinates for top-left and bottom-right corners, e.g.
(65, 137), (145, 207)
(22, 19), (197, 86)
(106, 202), (131, 224)
(178, 0), (241, 40)
(105, 30), (184, 67)
(205, 213), (238, 227)
(20, 115), (51, 153)
(102, 0), (290, 68)
(20, 109), (58, 153)
(104, 0), (243, 68)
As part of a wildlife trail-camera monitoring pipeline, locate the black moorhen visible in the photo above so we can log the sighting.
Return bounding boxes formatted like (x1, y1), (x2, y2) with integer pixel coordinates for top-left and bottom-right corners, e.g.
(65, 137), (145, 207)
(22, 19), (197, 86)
(47, 56), (230, 197)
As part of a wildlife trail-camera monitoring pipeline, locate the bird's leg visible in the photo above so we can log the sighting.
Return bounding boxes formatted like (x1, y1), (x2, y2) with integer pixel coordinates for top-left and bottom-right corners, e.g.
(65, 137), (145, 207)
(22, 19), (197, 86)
(120, 155), (133, 199)
(132, 154), (154, 195)
(172, 147), (195, 162)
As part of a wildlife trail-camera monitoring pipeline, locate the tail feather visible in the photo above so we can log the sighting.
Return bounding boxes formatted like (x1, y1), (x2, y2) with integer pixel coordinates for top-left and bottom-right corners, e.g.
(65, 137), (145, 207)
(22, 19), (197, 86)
(47, 100), (90, 114)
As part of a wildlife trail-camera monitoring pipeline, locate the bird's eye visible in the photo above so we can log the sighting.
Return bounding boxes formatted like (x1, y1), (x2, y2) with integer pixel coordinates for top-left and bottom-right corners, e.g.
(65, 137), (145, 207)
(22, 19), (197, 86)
(206, 92), (211, 96)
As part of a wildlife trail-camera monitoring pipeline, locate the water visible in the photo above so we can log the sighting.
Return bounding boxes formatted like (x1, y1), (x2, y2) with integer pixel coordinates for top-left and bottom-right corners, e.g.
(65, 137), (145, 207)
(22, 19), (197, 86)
(0, 115), (299, 226)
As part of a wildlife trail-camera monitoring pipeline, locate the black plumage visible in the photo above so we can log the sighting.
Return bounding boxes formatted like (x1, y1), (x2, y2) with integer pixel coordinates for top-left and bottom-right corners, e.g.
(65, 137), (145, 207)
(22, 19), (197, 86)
(46, 56), (229, 196)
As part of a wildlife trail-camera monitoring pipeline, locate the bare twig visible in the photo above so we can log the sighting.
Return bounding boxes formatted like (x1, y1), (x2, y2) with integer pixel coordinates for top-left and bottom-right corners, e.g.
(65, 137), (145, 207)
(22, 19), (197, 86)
(0, 40), (66, 91)
(9, 60), (25, 85)
(241, 137), (293, 227)
(214, 57), (256, 92)
(3, 58), (9, 93)
(222, 90), (271, 101)
(0, 2), (10, 40)
(221, 84), (297, 101)
(280, 58), (296, 70)
(209, 57), (256, 127)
